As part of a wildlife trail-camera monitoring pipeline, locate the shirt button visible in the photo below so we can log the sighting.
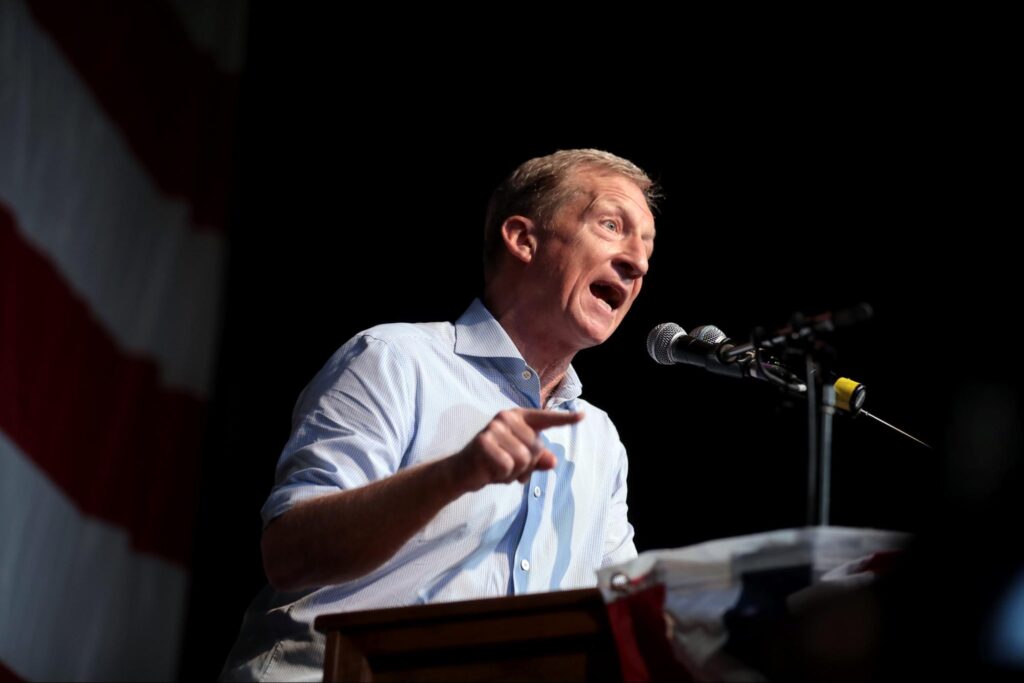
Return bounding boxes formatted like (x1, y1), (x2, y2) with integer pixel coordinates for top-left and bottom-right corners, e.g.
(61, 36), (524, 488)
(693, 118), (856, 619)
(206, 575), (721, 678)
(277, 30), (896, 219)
(521, 370), (532, 380)
(533, 486), (542, 498)
(520, 559), (531, 572)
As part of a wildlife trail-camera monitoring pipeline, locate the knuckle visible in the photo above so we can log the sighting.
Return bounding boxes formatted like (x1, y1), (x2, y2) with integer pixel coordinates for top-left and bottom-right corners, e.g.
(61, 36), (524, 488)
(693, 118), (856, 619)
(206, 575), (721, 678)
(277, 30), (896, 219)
(476, 432), (495, 450)
(516, 443), (534, 462)
(496, 455), (516, 479)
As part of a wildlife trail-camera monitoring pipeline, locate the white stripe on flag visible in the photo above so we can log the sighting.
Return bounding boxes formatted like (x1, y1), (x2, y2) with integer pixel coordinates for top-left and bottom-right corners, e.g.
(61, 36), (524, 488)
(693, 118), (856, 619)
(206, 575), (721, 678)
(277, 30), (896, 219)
(0, 430), (188, 681)
(0, 0), (226, 396)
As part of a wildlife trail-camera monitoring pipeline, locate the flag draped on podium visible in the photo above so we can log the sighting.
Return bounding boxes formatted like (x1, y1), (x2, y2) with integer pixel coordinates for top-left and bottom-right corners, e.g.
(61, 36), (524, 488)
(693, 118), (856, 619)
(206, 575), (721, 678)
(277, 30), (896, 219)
(0, 1), (243, 679)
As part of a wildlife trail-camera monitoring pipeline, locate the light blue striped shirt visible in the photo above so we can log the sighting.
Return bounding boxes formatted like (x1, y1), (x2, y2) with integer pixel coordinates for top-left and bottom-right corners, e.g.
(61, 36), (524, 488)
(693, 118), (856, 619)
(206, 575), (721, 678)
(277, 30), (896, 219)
(221, 299), (637, 682)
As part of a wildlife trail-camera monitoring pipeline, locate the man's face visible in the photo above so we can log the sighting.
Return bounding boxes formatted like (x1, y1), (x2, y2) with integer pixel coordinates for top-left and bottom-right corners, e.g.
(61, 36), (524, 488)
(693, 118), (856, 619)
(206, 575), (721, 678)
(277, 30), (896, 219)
(529, 169), (655, 350)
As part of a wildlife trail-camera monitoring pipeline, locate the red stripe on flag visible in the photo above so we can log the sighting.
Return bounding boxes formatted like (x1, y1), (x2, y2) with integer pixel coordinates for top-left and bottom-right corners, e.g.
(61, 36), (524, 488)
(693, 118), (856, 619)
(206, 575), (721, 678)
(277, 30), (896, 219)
(26, 0), (239, 232)
(0, 205), (204, 567)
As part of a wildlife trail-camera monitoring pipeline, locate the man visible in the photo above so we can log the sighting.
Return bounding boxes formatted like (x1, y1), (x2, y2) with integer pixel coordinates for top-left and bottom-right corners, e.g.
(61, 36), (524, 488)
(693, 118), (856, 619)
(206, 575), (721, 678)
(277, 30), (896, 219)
(221, 149), (658, 681)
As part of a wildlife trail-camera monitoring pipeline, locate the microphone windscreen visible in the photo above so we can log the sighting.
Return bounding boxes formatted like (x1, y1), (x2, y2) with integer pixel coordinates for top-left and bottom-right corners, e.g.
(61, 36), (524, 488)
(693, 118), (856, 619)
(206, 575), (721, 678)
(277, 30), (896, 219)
(690, 325), (728, 345)
(647, 322), (686, 365)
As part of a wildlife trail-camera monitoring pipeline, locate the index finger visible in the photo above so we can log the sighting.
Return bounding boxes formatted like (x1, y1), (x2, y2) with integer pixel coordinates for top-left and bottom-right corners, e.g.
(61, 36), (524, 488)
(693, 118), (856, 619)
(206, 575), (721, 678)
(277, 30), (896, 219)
(519, 409), (585, 430)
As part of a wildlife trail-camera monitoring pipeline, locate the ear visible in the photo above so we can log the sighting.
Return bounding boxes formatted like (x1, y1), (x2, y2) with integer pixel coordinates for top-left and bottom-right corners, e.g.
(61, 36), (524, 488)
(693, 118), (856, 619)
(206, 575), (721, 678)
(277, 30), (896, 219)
(499, 216), (538, 265)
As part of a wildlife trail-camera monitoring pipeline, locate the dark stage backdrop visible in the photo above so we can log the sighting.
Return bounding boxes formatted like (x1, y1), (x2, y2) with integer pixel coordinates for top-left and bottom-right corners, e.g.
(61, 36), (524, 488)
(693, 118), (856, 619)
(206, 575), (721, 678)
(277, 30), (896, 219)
(180, 14), (1017, 679)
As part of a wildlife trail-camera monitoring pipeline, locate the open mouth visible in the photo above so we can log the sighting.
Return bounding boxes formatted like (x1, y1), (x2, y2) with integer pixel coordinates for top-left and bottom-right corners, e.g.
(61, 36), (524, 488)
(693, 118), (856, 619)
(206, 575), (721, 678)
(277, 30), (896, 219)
(589, 281), (627, 312)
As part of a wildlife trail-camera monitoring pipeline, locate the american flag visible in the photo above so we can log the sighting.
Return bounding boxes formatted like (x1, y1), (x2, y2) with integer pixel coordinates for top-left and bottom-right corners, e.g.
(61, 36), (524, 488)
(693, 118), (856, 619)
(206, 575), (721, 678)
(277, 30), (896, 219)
(1, 1), (244, 679)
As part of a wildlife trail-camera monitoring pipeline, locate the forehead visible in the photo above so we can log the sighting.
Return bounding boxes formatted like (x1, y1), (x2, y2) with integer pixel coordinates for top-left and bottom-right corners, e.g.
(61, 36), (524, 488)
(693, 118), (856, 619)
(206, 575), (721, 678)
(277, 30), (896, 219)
(567, 168), (655, 227)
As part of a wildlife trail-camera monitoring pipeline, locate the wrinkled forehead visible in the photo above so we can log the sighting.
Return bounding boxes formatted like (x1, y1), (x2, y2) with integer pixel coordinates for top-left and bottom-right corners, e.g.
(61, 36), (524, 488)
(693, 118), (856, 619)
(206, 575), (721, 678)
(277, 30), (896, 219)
(563, 167), (654, 220)
(568, 166), (648, 201)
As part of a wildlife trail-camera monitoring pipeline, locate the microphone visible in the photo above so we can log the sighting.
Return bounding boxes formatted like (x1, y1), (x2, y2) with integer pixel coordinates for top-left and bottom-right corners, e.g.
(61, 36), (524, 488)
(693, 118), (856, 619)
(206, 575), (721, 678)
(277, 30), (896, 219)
(690, 324), (751, 356)
(647, 322), (805, 386)
(646, 323), (749, 379)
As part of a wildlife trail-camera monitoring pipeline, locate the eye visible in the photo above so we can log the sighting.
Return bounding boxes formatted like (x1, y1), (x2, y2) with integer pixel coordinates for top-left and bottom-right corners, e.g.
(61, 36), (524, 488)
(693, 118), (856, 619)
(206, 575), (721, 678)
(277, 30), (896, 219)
(601, 219), (619, 232)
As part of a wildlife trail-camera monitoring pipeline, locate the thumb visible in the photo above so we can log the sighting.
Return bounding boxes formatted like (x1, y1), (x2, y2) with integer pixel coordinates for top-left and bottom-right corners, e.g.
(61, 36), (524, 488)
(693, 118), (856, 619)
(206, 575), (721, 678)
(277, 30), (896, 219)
(535, 450), (557, 470)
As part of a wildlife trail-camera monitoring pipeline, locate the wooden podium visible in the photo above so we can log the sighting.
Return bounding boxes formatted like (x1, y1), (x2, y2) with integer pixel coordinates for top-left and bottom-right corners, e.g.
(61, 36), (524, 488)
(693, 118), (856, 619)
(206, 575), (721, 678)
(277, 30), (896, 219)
(314, 588), (622, 682)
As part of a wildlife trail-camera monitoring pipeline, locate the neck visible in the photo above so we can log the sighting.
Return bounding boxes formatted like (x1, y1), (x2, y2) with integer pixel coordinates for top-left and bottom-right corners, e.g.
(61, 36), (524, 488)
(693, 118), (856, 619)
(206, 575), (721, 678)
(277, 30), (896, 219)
(482, 289), (576, 406)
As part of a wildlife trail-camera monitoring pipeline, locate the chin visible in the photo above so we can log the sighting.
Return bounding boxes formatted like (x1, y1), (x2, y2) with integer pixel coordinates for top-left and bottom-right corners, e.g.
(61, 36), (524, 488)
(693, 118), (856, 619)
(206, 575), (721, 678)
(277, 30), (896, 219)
(567, 299), (624, 348)
(577, 318), (619, 348)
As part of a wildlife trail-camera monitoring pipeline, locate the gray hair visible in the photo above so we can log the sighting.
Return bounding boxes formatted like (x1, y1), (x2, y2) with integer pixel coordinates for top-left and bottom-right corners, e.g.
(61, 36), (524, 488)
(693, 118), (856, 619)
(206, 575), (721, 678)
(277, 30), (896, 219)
(482, 149), (659, 278)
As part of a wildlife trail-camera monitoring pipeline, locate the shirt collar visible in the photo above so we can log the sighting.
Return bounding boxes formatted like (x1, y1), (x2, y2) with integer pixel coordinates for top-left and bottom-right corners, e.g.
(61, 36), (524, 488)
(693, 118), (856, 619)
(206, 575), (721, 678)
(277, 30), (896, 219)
(454, 298), (583, 403)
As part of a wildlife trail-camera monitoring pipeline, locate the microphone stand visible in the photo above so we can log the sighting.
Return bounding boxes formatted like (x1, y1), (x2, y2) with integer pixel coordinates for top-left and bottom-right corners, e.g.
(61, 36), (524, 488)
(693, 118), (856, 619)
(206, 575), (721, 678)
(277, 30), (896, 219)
(755, 310), (929, 525)
(806, 352), (836, 526)
(755, 312), (842, 527)
(664, 303), (927, 527)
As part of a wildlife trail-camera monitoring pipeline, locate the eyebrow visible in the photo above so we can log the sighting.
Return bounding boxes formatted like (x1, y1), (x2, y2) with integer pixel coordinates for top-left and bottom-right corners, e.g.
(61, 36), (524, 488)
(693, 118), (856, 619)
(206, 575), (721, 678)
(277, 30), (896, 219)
(588, 198), (656, 239)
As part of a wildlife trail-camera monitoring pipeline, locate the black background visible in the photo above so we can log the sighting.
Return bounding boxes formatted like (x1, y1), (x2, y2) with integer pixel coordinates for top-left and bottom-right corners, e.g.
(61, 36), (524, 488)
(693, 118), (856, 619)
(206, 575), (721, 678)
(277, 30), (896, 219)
(179, 13), (1017, 678)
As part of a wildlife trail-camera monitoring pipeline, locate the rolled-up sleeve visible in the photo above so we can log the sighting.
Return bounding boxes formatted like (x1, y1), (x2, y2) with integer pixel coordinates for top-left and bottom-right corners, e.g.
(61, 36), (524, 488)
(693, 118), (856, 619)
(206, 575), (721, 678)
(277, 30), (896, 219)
(260, 334), (417, 527)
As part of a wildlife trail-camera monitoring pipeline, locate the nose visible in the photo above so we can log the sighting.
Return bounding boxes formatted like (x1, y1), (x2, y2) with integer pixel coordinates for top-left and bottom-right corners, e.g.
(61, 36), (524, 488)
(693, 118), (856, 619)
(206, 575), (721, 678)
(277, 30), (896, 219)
(613, 232), (649, 281)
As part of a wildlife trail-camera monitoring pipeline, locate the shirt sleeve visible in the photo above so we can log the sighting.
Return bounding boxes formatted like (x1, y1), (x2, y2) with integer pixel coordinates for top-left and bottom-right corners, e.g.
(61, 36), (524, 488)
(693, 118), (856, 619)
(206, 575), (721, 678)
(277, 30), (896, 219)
(260, 333), (417, 527)
(601, 441), (638, 567)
